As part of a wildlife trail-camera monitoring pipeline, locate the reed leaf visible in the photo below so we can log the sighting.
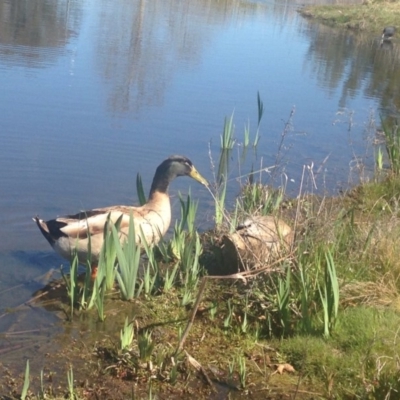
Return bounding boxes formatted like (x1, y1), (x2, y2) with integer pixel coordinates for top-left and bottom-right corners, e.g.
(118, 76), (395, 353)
(21, 359), (30, 400)
(381, 115), (400, 174)
(120, 317), (134, 351)
(220, 113), (235, 150)
(114, 212), (142, 300)
(136, 173), (147, 206)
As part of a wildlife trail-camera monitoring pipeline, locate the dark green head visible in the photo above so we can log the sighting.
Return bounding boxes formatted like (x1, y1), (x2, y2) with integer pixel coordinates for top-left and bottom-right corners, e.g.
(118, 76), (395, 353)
(150, 155), (208, 194)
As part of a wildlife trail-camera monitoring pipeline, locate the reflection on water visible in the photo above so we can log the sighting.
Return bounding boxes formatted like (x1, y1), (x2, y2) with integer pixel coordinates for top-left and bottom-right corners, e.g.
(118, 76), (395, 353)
(0, 0), (82, 67)
(95, 0), (275, 114)
(302, 24), (400, 110)
(1, 0), (400, 366)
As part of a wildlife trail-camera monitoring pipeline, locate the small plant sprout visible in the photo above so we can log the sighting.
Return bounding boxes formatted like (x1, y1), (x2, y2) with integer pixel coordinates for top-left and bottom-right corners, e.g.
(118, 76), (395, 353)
(143, 260), (159, 296)
(181, 288), (194, 306)
(209, 301), (218, 320)
(170, 220), (187, 261)
(67, 365), (75, 400)
(228, 358), (235, 380)
(253, 322), (261, 341)
(179, 232), (202, 286)
(244, 121), (250, 147)
(80, 260), (93, 310)
(241, 295), (249, 334)
(169, 364), (179, 385)
(120, 317), (134, 351)
(61, 251), (79, 319)
(138, 330), (155, 362)
(138, 227), (161, 296)
(376, 146), (384, 172)
(163, 261), (180, 292)
(177, 326), (183, 341)
(21, 359), (30, 400)
(93, 275), (106, 321)
(39, 369), (45, 399)
(238, 355), (247, 389)
(224, 299), (234, 330)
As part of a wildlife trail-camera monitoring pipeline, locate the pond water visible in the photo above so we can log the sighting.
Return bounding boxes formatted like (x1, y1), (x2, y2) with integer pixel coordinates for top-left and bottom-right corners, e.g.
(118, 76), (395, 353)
(1, 0), (400, 363)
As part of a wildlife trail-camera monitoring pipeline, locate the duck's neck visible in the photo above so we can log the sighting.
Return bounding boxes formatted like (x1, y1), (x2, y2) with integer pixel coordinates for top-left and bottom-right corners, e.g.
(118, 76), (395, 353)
(149, 168), (175, 197)
(147, 190), (170, 208)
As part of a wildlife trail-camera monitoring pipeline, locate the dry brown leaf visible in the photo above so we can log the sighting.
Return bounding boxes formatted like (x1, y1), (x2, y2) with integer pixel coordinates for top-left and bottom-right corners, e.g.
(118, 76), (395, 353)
(272, 363), (295, 375)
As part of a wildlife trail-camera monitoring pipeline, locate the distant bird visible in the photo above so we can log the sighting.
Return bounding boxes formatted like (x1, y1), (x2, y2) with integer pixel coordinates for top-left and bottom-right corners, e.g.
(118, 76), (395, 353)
(33, 155), (208, 277)
(382, 26), (396, 41)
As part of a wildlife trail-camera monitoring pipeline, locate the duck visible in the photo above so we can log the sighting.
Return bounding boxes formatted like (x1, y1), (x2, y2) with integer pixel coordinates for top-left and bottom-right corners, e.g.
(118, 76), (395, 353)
(33, 155), (208, 276)
(382, 26), (396, 41)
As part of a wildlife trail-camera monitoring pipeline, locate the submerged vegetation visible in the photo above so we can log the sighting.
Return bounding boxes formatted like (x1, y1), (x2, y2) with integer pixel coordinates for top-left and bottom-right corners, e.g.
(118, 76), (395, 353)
(3, 99), (400, 399)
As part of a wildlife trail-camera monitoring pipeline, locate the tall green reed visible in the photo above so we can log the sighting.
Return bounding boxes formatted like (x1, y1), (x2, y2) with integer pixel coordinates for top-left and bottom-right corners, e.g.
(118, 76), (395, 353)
(97, 214), (121, 291)
(297, 261), (313, 334)
(113, 213), (143, 300)
(254, 91), (264, 147)
(179, 232), (203, 305)
(319, 249), (339, 337)
(61, 252), (79, 319)
(381, 116), (400, 174)
(178, 191), (198, 235)
(214, 149), (230, 229)
(276, 264), (291, 336)
(136, 173), (147, 205)
(220, 113), (235, 150)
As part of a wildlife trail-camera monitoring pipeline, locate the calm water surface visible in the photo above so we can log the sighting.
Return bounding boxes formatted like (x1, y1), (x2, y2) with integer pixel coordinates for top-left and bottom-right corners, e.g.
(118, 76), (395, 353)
(1, 0), (400, 354)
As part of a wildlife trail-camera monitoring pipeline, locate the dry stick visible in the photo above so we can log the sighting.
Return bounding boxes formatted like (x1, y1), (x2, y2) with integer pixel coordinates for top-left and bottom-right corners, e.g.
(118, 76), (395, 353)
(185, 350), (216, 392)
(175, 277), (207, 355)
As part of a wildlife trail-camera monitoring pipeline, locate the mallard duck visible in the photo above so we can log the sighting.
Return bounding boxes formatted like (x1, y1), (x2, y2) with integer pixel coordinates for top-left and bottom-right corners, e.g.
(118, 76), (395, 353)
(33, 155), (208, 276)
(382, 26), (396, 41)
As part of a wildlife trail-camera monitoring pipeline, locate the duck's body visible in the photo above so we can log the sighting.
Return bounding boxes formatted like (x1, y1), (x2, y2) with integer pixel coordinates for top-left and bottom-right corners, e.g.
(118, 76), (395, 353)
(34, 155), (207, 273)
(34, 192), (171, 266)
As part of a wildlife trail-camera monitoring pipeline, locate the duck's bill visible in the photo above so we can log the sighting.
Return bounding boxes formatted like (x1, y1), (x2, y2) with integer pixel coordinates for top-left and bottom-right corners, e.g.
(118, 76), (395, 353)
(190, 167), (208, 186)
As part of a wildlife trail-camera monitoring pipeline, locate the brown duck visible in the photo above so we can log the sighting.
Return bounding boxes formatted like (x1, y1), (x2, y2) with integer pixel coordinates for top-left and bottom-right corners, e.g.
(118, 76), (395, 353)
(33, 155), (208, 276)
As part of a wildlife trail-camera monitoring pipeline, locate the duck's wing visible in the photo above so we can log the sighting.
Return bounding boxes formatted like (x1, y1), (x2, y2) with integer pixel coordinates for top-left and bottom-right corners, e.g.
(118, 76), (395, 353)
(55, 207), (132, 239)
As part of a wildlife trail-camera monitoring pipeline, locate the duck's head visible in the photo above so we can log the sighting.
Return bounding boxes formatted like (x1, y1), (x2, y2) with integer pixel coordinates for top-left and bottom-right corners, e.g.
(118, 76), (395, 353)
(150, 155), (208, 194)
(382, 26), (396, 39)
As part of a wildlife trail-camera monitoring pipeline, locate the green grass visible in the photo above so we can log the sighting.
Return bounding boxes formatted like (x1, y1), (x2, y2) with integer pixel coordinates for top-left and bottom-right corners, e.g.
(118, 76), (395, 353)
(300, 0), (400, 33)
(276, 307), (400, 398)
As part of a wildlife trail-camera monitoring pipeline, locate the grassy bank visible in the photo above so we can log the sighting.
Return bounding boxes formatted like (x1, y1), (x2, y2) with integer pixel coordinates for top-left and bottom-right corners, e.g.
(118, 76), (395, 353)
(300, 0), (400, 33)
(2, 109), (400, 399)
